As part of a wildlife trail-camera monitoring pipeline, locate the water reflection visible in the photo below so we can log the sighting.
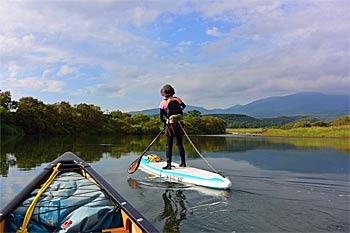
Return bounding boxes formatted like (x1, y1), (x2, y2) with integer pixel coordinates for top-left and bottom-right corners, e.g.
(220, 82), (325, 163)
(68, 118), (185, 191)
(127, 177), (140, 189)
(158, 189), (188, 233)
(126, 177), (191, 233)
(2, 135), (348, 233)
(0, 135), (171, 174)
(0, 154), (16, 176)
(1, 135), (348, 176)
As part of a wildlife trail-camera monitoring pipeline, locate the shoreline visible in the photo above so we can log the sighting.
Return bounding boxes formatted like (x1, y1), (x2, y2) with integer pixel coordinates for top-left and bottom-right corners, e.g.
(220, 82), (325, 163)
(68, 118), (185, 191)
(228, 132), (350, 139)
(227, 125), (350, 139)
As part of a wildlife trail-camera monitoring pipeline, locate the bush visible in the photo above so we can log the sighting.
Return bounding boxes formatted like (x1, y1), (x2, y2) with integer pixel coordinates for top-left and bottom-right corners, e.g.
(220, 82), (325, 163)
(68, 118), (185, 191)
(312, 121), (330, 127)
(332, 115), (350, 126)
(292, 121), (311, 128)
(280, 123), (294, 130)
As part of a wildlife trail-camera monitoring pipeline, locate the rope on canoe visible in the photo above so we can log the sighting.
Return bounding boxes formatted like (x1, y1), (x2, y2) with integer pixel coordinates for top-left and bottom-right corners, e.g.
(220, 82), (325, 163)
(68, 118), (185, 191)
(17, 163), (62, 233)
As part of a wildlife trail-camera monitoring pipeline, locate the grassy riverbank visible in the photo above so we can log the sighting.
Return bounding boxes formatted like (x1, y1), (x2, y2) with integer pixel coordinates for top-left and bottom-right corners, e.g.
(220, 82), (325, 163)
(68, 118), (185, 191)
(227, 125), (350, 138)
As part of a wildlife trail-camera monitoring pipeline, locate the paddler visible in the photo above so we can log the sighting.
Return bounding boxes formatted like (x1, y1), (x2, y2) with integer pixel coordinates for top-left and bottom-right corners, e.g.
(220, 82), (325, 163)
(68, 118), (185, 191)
(159, 84), (187, 169)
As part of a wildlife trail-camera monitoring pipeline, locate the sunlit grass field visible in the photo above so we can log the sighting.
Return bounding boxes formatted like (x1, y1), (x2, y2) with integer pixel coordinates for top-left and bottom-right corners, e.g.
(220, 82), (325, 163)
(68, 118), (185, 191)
(227, 126), (350, 138)
(227, 126), (350, 153)
(226, 128), (264, 135)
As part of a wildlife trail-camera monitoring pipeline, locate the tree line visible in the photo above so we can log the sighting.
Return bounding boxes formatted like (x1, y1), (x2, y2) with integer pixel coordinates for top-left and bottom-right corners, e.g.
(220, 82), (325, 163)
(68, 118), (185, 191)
(2, 90), (347, 136)
(0, 90), (226, 136)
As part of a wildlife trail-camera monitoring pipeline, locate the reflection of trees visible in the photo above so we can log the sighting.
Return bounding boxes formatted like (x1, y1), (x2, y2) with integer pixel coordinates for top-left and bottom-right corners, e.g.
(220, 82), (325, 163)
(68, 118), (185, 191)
(0, 135), (168, 174)
(0, 135), (169, 172)
(181, 136), (296, 158)
(183, 136), (349, 155)
(158, 189), (188, 233)
(0, 154), (16, 176)
(1, 135), (347, 176)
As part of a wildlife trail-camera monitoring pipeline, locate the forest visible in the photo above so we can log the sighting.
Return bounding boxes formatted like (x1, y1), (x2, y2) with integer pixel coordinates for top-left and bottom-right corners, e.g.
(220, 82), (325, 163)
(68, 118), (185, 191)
(0, 90), (226, 136)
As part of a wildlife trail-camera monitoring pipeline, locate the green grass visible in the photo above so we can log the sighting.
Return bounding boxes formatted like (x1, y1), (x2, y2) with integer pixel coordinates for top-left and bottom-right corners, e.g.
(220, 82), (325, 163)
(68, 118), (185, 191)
(226, 128), (264, 135)
(227, 126), (350, 138)
(263, 126), (350, 137)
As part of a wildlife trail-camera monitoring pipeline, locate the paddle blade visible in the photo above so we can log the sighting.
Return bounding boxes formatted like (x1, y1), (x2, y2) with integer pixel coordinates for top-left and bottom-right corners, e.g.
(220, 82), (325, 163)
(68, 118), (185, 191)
(128, 156), (141, 174)
(127, 127), (165, 174)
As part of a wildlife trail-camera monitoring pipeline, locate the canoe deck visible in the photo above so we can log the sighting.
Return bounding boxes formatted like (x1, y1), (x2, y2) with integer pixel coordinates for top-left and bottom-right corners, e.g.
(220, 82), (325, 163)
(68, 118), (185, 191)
(4, 171), (121, 232)
(139, 155), (232, 190)
(0, 152), (158, 233)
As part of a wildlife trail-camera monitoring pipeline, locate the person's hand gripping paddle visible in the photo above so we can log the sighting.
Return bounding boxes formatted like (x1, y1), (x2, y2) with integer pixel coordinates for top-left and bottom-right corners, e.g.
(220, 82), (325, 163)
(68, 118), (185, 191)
(127, 127), (165, 174)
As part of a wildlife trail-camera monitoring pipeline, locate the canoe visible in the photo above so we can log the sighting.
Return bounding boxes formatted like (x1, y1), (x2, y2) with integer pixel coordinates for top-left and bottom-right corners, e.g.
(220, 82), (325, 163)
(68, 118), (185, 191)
(0, 152), (158, 233)
(139, 154), (232, 190)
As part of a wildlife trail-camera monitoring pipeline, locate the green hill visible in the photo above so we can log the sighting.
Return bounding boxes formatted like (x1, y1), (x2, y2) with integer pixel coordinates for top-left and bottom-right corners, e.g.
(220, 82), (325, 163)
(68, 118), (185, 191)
(208, 114), (320, 128)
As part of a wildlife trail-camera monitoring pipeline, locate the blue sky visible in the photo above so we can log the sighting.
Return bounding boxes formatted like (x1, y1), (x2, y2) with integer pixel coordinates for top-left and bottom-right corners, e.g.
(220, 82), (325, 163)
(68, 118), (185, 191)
(1, 0), (349, 112)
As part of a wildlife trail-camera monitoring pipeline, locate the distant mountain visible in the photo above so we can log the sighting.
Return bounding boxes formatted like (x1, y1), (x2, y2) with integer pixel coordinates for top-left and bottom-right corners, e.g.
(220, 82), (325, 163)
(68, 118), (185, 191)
(227, 92), (349, 118)
(129, 92), (349, 118)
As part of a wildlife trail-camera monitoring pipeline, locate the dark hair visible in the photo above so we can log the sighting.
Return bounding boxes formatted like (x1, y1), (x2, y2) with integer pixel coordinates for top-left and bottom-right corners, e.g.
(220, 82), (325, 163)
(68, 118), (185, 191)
(160, 84), (175, 97)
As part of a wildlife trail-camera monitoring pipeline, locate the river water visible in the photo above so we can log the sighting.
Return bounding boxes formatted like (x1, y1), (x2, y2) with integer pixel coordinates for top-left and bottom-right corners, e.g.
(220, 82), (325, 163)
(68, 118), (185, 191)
(1, 135), (349, 232)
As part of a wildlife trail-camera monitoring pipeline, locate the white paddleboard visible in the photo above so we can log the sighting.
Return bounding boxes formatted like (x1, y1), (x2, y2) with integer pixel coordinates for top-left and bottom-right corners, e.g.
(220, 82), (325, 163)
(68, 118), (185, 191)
(139, 155), (232, 190)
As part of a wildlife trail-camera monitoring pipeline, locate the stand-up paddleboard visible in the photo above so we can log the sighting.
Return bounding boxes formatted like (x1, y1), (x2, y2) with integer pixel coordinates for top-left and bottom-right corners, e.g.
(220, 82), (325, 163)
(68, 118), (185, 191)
(139, 154), (232, 190)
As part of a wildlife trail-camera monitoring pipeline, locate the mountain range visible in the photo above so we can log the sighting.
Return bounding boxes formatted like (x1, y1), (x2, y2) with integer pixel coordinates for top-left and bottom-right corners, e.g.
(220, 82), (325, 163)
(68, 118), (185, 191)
(130, 92), (349, 118)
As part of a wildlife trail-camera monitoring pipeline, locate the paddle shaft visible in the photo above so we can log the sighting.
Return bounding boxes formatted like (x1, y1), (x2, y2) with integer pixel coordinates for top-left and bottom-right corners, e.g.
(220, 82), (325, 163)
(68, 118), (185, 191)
(128, 127), (165, 174)
(141, 127), (165, 155)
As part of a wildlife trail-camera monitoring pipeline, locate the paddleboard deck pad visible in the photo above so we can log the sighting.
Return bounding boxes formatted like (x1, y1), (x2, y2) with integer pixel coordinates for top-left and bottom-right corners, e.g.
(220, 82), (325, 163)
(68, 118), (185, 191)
(139, 154), (232, 190)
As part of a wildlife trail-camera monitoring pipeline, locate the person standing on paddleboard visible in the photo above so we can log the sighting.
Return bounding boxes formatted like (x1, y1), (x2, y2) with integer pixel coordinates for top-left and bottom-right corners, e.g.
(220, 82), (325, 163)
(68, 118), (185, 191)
(159, 84), (187, 170)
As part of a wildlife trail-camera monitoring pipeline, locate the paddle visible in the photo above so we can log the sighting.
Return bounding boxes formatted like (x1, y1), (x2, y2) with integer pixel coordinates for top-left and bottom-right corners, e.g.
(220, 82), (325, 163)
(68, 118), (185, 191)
(127, 127), (166, 174)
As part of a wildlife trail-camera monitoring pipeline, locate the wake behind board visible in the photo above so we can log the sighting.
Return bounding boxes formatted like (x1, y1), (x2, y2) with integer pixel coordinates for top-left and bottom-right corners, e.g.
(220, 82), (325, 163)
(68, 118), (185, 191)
(139, 154), (232, 190)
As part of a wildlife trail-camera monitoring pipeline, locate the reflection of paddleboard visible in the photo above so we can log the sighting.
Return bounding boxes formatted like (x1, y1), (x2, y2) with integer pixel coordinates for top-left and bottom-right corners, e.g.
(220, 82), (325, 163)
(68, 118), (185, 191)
(139, 155), (232, 190)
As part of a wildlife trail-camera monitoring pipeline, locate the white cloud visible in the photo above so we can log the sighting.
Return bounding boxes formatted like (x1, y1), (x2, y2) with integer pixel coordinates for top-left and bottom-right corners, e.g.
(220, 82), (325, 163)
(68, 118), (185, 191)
(57, 65), (79, 77)
(0, 0), (348, 111)
(8, 64), (20, 78)
(69, 82), (127, 98)
(179, 41), (192, 46)
(206, 27), (223, 37)
(6, 77), (64, 93)
(129, 6), (160, 27)
(0, 34), (34, 59)
(42, 69), (54, 78)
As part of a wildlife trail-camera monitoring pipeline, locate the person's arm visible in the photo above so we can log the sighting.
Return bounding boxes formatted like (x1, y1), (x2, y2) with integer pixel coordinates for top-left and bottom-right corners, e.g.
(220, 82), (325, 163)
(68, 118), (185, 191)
(176, 97), (186, 110)
(160, 108), (166, 124)
(181, 102), (186, 110)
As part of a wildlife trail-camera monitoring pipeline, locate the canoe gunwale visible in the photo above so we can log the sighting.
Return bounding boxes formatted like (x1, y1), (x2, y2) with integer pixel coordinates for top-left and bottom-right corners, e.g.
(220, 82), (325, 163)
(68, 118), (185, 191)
(0, 151), (158, 233)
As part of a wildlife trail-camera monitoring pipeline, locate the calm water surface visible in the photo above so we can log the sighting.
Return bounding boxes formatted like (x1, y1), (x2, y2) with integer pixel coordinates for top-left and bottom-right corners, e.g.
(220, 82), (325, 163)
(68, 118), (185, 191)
(1, 135), (349, 232)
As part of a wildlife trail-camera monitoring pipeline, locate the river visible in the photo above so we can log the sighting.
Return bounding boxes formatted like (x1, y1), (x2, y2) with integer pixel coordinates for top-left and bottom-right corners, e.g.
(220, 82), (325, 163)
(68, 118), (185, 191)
(1, 135), (349, 232)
